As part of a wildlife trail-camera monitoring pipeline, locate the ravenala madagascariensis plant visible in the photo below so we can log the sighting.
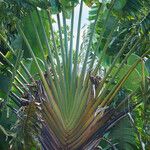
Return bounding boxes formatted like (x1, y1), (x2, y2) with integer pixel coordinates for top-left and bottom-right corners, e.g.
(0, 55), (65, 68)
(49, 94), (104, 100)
(0, 0), (150, 149)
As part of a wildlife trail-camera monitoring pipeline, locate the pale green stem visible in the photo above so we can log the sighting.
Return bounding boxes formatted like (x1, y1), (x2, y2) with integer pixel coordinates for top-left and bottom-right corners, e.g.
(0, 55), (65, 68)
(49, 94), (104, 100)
(72, 0), (83, 94)
(56, 14), (68, 120)
(70, 3), (101, 121)
(30, 12), (61, 106)
(17, 25), (65, 127)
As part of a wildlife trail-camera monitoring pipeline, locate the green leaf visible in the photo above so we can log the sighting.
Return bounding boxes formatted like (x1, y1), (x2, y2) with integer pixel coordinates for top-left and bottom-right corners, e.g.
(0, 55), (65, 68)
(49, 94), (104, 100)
(22, 10), (49, 58)
(18, 58), (45, 81)
(0, 108), (16, 150)
(83, 0), (98, 7)
(5, 51), (16, 65)
(111, 64), (141, 91)
(113, 0), (127, 11)
(128, 54), (149, 76)
(145, 59), (150, 74)
(49, 0), (60, 14)
(0, 65), (12, 98)
(109, 117), (138, 150)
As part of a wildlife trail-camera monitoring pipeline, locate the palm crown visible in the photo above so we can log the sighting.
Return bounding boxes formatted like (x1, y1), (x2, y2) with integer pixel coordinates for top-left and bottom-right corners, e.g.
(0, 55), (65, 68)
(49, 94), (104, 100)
(0, 0), (150, 149)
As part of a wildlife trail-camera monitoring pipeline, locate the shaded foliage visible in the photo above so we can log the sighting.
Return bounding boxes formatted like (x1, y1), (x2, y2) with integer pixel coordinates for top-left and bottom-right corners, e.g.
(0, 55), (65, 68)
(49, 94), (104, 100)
(0, 0), (150, 150)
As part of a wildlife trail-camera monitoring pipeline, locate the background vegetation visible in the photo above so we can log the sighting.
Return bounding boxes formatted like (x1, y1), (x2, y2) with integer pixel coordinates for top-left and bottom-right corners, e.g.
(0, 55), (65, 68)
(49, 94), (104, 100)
(0, 0), (150, 149)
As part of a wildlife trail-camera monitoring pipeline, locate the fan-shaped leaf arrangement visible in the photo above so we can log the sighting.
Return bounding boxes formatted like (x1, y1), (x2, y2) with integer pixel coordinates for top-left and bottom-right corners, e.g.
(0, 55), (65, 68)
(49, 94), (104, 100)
(0, 0), (149, 149)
